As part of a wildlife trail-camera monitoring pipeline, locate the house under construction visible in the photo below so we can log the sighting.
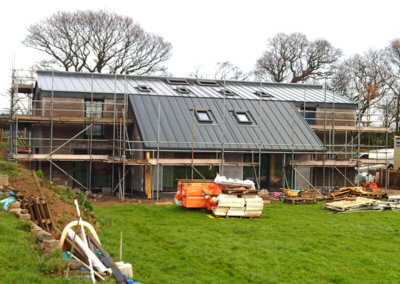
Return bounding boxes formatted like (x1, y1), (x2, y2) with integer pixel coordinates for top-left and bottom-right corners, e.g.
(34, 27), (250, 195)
(9, 70), (391, 199)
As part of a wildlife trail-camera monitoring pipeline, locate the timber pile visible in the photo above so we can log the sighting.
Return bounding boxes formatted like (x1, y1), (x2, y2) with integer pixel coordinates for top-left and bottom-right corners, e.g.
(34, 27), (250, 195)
(324, 197), (381, 212)
(330, 187), (387, 201)
(283, 196), (316, 204)
(212, 188), (263, 218)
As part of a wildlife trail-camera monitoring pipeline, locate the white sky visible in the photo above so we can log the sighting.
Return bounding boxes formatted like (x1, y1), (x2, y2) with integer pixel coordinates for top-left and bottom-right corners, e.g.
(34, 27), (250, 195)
(1, 0), (400, 109)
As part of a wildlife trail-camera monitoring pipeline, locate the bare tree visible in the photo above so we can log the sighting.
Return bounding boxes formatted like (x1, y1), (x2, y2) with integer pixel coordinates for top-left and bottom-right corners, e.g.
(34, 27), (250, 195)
(23, 10), (172, 75)
(330, 50), (391, 122)
(384, 39), (400, 133)
(189, 61), (251, 80)
(255, 32), (342, 83)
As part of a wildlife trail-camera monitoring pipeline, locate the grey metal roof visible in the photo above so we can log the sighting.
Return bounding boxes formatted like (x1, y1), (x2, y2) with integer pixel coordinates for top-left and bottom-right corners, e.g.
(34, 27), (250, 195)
(36, 70), (356, 106)
(129, 94), (324, 152)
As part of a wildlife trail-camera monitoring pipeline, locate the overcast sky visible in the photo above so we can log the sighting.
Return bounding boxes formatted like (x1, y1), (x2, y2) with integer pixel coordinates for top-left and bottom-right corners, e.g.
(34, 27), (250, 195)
(1, 0), (400, 109)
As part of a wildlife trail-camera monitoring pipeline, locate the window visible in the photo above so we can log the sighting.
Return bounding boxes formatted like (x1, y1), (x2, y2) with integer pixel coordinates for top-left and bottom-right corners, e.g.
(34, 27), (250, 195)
(300, 107), (316, 125)
(197, 79), (219, 87)
(175, 86), (191, 94)
(220, 89), (236, 96)
(254, 90), (273, 98)
(195, 110), (213, 122)
(166, 78), (189, 85)
(137, 85), (152, 92)
(85, 100), (104, 137)
(234, 111), (252, 124)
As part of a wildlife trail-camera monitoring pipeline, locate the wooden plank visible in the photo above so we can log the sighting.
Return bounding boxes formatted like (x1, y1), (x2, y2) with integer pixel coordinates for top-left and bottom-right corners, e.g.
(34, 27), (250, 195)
(147, 158), (223, 165)
(145, 152), (152, 199)
(11, 115), (132, 124)
(292, 159), (390, 167)
(310, 124), (390, 133)
(15, 154), (110, 161)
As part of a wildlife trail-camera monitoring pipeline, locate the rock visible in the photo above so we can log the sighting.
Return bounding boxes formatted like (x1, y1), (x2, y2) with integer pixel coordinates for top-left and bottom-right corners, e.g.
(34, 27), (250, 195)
(38, 230), (54, 242)
(73, 188), (81, 194)
(31, 226), (42, 235)
(10, 201), (21, 209)
(43, 239), (59, 251)
(18, 213), (31, 220)
(21, 208), (28, 214)
(9, 208), (22, 216)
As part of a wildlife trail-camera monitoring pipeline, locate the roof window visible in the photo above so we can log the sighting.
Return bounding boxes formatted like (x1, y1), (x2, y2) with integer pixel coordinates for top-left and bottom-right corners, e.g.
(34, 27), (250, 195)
(234, 111), (252, 124)
(175, 87), (191, 94)
(254, 90), (273, 98)
(197, 80), (219, 87)
(221, 89), (236, 96)
(195, 109), (213, 123)
(137, 85), (152, 93)
(166, 78), (189, 85)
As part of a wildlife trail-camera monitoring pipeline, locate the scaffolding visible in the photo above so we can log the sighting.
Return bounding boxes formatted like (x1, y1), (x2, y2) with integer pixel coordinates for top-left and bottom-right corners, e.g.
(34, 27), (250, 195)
(8, 69), (393, 200)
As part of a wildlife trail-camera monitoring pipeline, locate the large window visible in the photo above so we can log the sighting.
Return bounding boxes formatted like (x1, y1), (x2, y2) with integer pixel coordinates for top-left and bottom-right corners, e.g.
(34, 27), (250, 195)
(85, 100), (104, 137)
(300, 107), (316, 125)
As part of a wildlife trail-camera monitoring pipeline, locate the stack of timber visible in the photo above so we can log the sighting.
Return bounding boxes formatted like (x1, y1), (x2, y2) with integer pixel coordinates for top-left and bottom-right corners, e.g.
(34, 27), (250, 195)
(212, 188), (263, 218)
(330, 187), (387, 201)
(324, 197), (383, 212)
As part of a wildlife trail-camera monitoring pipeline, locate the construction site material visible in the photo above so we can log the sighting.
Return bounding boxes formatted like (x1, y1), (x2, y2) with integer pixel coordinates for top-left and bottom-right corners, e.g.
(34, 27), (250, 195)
(20, 197), (53, 232)
(212, 193), (263, 218)
(283, 197), (317, 204)
(324, 197), (381, 212)
(174, 180), (222, 209)
(214, 174), (255, 188)
(330, 187), (388, 201)
(281, 188), (300, 197)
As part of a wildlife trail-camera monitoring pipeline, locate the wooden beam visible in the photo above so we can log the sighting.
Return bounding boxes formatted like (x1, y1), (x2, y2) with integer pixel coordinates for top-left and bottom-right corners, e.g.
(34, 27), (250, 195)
(11, 115), (132, 124)
(292, 158), (390, 167)
(310, 124), (390, 133)
(145, 152), (151, 199)
(14, 154), (110, 161)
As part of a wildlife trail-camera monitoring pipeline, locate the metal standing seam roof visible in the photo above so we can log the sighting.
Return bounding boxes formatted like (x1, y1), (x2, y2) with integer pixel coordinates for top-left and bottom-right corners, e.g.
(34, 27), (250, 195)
(129, 94), (325, 152)
(36, 70), (356, 106)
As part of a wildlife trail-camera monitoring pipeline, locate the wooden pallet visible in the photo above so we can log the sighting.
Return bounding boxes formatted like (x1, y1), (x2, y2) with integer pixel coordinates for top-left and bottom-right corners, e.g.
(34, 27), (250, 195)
(21, 197), (53, 232)
(283, 197), (316, 204)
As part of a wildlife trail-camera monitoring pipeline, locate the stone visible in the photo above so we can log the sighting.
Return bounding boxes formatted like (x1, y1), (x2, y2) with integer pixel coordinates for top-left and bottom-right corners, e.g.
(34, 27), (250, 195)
(38, 230), (54, 242)
(0, 175), (9, 186)
(43, 239), (59, 250)
(9, 208), (22, 215)
(31, 227), (42, 235)
(10, 201), (21, 209)
(18, 213), (31, 220)
(21, 208), (28, 214)
(73, 188), (81, 194)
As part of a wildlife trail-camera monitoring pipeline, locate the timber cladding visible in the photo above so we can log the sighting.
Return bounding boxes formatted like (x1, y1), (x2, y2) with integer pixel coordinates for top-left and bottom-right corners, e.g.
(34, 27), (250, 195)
(316, 107), (356, 126)
(41, 97), (124, 118)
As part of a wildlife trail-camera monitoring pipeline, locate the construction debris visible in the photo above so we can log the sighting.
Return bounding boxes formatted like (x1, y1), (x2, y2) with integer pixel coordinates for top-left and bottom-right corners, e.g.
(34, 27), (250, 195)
(283, 196), (316, 204)
(60, 200), (140, 283)
(324, 196), (400, 213)
(330, 187), (387, 201)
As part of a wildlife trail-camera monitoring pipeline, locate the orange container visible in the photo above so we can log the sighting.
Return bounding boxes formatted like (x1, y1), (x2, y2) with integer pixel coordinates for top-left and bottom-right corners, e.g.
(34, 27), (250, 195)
(182, 196), (208, 208)
(177, 180), (222, 209)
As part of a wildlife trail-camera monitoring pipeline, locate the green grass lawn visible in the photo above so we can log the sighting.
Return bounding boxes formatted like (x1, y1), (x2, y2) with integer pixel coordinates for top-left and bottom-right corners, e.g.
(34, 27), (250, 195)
(95, 202), (400, 283)
(0, 211), (71, 283)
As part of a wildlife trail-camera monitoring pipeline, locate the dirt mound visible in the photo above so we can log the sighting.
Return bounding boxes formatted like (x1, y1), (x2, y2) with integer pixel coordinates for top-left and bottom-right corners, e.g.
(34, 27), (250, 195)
(8, 164), (92, 231)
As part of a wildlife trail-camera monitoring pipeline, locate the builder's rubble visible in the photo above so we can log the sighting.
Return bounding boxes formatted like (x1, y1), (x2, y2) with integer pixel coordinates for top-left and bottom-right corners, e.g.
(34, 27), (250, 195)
(330, 186), (387, 201)
(60, 200), (141, 283)
(325, 196), (400, 213)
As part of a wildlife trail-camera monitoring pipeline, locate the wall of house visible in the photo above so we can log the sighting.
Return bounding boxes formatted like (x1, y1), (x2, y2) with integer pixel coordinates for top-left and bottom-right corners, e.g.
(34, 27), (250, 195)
(315, 107), (356, 126)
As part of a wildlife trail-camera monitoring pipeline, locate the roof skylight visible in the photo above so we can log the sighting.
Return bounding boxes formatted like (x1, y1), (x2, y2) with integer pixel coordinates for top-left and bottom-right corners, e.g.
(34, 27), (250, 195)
(234, 111), (252, 124)
(254, 90), (273, 98)
(166, 78), (189, 85)
(197, 80), (219, 87)
(137, 85), (152, 92)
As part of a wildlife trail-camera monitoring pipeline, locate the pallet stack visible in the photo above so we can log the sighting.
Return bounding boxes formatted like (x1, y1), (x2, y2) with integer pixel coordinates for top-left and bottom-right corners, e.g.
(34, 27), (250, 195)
(212, 188), (263, 218)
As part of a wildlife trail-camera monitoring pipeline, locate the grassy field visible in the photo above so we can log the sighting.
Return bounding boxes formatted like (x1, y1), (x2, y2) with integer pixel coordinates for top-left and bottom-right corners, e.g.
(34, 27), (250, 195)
(0, 211), (70, 283)
(95, 202), (400, 283)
